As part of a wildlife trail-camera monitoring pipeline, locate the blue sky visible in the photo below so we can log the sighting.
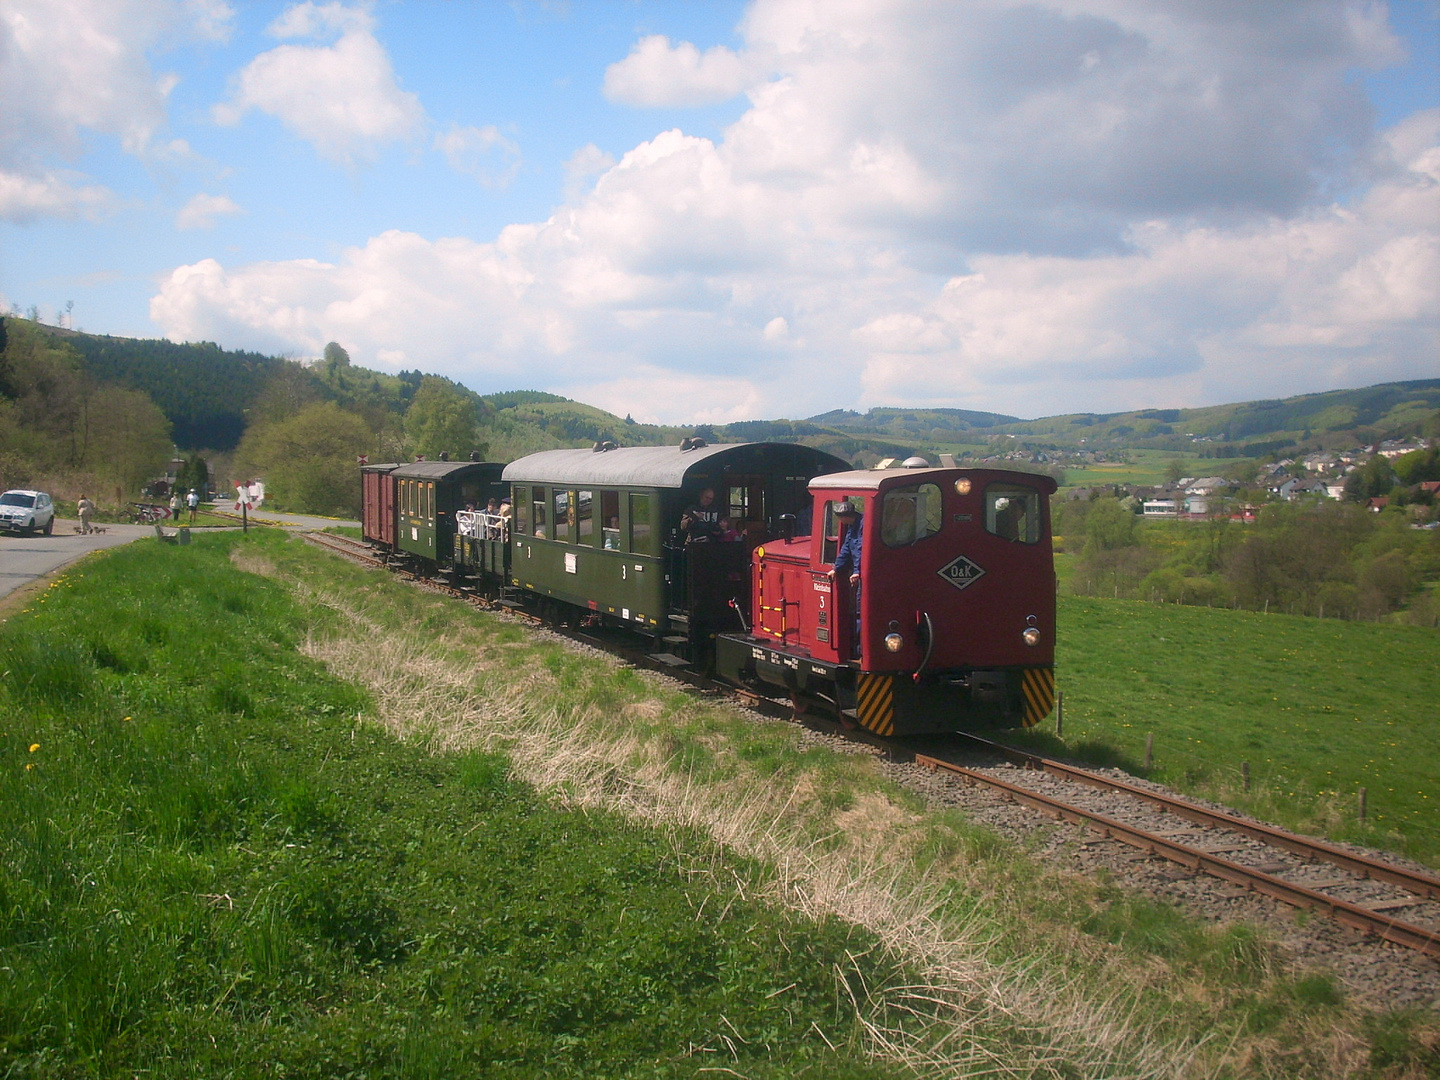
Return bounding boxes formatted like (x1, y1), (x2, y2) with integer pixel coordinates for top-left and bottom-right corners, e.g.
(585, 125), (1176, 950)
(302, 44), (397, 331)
(2, 0), (1436, 423)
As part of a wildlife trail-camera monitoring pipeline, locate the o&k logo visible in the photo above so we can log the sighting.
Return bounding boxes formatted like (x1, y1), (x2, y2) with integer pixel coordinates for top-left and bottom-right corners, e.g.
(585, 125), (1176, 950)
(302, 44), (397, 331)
(937, 554), (986, 591)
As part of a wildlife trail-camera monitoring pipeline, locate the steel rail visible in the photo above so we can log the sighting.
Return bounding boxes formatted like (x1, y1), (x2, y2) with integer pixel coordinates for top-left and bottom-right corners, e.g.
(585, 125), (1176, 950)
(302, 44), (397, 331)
(915, 754), (1440, 958)
(949, 733), (1440, 901)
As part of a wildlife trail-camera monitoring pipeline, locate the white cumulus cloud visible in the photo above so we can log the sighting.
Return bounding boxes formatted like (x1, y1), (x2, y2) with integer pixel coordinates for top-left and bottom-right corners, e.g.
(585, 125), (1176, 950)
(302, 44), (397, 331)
(604, 34), (754, 107)
(213, 2), (424, 165)
(175, 192), (243, 230)
(153, 1), (1433, 422)
(0, 0), (232, 222)
(434, 125), (521, 189)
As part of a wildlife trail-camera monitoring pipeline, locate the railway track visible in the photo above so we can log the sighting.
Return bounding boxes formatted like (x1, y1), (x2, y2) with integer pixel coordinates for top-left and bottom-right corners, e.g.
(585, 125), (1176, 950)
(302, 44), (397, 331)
(302, 529), (1440, 960)
(913, 741), (1440, 958)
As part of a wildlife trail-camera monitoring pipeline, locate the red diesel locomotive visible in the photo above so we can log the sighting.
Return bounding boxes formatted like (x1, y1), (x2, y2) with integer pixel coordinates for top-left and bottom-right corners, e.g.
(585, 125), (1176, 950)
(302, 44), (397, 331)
(713, 464), (1056, 735)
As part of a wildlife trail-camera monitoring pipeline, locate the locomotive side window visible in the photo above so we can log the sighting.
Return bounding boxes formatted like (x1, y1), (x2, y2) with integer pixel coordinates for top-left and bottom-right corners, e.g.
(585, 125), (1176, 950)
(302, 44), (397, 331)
(881, 484), (942, 547)
(629, 493), (652, 554)
(600, 490), (620, 549)
(985, 484), (1040, 543)
(532, 487), (547, 538)
(513, 486), (531, 535)
(821, 498), (864, 564)
(577, 490), (593, 544)
(553, 490), (570, 542)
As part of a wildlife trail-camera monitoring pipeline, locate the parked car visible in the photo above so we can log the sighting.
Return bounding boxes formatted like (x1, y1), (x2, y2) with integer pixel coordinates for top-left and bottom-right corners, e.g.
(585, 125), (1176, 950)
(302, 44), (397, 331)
(0, 490), (56, 535)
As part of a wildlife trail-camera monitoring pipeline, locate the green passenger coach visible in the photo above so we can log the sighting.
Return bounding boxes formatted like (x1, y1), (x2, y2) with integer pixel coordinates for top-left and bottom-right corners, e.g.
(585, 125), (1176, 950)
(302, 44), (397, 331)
(391, 459), (508, 565)
(501, 441), (848, 651)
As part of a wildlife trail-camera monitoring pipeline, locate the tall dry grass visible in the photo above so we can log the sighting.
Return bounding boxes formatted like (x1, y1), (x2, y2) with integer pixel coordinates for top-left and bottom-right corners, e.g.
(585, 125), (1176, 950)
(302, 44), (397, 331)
(266, 567), (1194, 1080)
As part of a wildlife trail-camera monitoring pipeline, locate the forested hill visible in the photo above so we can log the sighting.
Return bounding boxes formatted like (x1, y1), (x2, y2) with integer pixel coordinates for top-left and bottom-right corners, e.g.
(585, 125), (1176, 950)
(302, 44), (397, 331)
(819, 381), (1440, 453)
(57, 330), (285, 450)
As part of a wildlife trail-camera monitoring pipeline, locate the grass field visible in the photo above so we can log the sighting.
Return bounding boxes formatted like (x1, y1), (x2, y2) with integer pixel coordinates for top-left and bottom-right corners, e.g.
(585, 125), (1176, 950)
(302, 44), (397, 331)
(2, 532), (1437, 1077)
(0, 536), (912, 1078)
(1059, 448), (1214, 490)
(1021, 595), (1440, 867)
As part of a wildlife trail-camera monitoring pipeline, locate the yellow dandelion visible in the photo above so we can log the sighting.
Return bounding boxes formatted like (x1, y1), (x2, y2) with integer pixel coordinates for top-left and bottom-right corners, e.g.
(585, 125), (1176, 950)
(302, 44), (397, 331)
(25, 763), (34, 771)
(29, 743), (39, 753)
(122, 716), (131, 722)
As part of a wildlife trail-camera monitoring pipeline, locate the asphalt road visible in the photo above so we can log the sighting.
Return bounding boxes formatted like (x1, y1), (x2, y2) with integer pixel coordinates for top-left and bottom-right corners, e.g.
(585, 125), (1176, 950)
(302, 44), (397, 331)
(0, 510), (362, 604)
(0, 519), (157, 602)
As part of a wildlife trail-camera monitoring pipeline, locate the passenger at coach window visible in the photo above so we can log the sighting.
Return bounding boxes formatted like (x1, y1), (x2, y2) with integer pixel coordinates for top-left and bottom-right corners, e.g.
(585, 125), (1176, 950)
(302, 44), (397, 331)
(716, 517), (741, 542)
(680, 487), (722, 544)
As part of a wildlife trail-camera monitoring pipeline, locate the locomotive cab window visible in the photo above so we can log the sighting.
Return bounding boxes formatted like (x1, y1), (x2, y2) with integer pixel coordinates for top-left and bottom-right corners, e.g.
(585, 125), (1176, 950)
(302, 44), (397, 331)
(985, 484), (1040, 544)
(881, 484), (942, 547)
(821, 498), (865, 564)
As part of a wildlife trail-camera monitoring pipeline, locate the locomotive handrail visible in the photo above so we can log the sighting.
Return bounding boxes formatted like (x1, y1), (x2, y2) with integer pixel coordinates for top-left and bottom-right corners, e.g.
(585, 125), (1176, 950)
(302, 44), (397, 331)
(913, 611), (935, 683)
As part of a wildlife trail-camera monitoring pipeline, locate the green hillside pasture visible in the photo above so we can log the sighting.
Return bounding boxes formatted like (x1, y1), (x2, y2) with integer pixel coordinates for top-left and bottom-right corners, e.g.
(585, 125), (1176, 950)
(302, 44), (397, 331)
(1060, 449), (1201, 490)
(0, 538), (912, 1078)
(1042, 595), (1440, 866)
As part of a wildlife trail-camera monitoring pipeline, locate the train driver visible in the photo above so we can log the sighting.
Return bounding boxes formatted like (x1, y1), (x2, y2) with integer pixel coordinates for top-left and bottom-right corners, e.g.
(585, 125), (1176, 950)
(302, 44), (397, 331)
(829, 501), (863, 587)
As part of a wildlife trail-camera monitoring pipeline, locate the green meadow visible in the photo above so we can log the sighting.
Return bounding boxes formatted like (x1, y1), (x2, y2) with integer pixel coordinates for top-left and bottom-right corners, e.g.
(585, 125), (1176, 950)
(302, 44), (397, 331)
(1033, 594), (1440, 867)
(0, 536), (909, 1078)
(2, 531), (1437, 1077)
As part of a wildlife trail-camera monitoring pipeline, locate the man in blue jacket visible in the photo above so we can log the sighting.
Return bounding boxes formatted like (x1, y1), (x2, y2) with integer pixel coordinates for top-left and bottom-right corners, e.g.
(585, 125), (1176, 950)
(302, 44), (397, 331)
(830, 501), (863, 658)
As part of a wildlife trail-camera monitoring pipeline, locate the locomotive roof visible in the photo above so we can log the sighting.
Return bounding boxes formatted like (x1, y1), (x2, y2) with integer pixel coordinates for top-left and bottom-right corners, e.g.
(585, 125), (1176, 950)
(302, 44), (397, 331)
(391, 460), (506, 480)
(504, 442), (847, 489)
(810, 466), (1058, 494)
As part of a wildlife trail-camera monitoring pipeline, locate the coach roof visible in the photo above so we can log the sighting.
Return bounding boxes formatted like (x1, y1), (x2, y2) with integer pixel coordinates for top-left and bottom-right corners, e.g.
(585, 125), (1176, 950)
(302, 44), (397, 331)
(391, 460), (504, 481)
(504, 442), (847, 489)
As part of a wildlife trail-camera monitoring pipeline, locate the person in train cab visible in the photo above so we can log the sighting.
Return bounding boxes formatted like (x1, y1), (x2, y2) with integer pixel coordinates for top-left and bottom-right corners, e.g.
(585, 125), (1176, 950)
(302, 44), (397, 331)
(680, 487), (722, 544)
(830, 501), (863, 587)
(716, 516), (742, 542)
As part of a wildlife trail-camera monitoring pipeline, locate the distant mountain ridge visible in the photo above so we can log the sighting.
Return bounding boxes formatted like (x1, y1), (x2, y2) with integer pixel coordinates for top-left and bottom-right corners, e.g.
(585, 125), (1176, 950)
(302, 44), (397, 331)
(21, 320), (1439, 458)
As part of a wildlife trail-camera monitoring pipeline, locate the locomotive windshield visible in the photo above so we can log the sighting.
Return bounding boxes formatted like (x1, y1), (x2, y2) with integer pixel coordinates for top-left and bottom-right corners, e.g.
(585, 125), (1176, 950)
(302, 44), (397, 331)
(881, 483), (942, 547)
(985, 484), (1041, 543)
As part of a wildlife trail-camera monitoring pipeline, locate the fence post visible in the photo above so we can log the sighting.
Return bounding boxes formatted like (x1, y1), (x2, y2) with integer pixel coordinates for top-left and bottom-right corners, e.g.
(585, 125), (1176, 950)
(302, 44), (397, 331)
(1359, 787), (1368, 823)
(1144, 733), (1154, 771)
(1055, 690), (1064, 737)
(1241, 761), (1250, 792)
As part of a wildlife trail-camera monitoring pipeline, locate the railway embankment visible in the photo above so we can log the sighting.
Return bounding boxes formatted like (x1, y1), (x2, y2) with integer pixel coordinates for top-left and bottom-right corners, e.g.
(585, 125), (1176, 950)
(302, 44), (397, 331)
(1, 529), (1435, 1077)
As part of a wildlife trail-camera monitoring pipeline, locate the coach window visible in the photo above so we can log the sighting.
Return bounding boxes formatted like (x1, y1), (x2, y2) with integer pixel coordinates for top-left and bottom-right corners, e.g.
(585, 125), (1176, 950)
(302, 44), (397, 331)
(629, 493), (652, 554)
(513, 486), (531, 534)
(532, 487), (548, 538)
(985, 484), (1040, 544)
(426, 482), (433, 522)
(882, 483), (942, 547)
(600, 490), (620, 549)
(553, 490), (570, 542)
(577, 490), (593, 544)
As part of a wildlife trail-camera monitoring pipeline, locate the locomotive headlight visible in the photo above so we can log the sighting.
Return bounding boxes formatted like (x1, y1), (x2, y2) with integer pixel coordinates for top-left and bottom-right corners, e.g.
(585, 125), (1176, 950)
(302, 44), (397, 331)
(1022, 627), (1041, 647)
(884, 632), (905, 653)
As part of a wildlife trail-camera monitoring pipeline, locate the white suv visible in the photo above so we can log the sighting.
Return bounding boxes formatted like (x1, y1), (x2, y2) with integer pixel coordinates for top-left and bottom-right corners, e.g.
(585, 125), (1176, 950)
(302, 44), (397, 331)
(0, 490), (55, 536)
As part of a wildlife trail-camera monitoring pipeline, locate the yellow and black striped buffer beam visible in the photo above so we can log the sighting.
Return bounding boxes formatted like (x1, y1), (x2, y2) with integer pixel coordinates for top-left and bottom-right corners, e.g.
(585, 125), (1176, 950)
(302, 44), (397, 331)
(1021, 667), (1055, 727)
(855, 672), (896, 736)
